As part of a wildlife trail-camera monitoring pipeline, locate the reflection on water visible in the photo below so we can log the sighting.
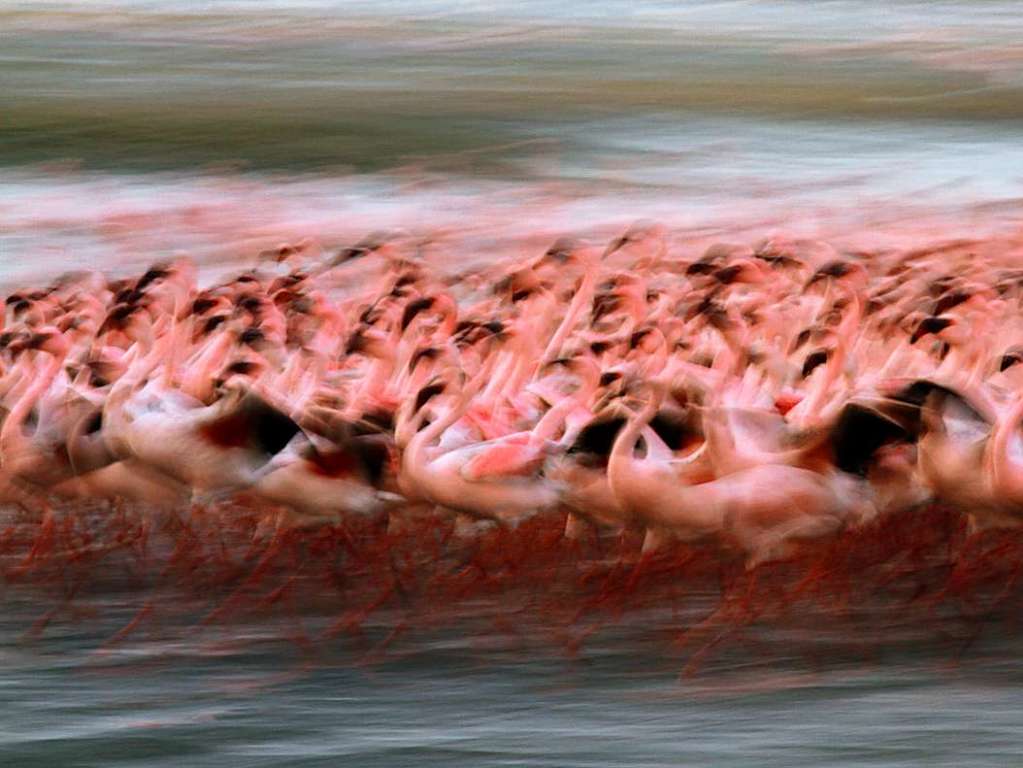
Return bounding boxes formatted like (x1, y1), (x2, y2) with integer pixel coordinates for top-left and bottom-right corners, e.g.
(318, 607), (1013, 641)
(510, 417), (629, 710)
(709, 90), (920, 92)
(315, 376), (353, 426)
(1, 503), (1023, 766)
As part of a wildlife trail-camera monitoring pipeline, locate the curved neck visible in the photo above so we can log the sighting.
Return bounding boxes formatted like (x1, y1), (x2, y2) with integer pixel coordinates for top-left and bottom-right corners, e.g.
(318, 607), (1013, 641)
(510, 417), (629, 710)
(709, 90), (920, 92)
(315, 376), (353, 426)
(500, 337), (537, 402)
(179, 333), (233, 401)
(702, 406), (741, 476)
(539, 270), (596, 368)
(712, 323), (747, 378)
(528, 395), (579, 447)
(0, 351), (65, 450)
(404, 393), (472, 473)
(636, 339), (668, 378)
(161, 301), (189, 390)
(404, 353), (498, 466)
(105, 336), (168, 415)
(349, 355), (395, 416)
(989, 395), (1023, 491)
(479, 346), (516, 408)
(609, 394), (659, 469)
(797, 366), (839, 427)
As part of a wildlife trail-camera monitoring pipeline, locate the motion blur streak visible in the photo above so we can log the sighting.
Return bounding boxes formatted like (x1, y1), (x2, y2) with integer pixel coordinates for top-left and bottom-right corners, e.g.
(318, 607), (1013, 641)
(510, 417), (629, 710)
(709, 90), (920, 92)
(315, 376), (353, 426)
(2, 2), (1023, 767)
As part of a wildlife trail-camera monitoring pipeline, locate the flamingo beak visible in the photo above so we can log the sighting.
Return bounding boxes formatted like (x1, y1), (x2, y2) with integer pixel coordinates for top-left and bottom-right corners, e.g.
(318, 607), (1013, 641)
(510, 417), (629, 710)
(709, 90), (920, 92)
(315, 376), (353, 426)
(910, 316), (953, 344)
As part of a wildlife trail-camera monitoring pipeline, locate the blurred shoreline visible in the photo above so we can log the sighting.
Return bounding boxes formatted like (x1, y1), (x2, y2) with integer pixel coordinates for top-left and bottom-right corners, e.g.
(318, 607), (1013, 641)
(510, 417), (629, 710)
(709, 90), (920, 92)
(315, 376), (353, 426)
(3, 164), (1021, 293)
(3, 3), (1021, 291)
(5, 1), (1023, 172)
(4, 2), (1022, 280)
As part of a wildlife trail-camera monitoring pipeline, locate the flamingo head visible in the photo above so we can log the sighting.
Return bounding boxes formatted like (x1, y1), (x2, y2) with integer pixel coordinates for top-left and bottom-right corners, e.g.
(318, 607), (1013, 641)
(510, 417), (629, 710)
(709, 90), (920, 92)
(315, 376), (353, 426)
(83, 356), (126, 389)
(627, 326), (665, 358)
(909, 315), (957, 345)
(413, 376), (450, 415)
(234, 293), (267, 320)
(399, 296), (438, 333)
(535, 356), (599, 404)
(97, 303), (153, 346)
(137, 257), (197, 311)
(587, 336), (622, 363)
(752, 239), (807, 272)
(190, 292), (230, 318)
(616, 374), (667, 412)
(604, 220), (666, 259)
(239, 327), (272, 356)
(407, 346), (445, 388)
(344, 326), (390, 359)
(226, 271), (266, 297)
(213, 359), (265, 393)
(534, 236), (582, 269)
(333, 230), (406, 267)
(268, 270), (309, 296)
(493, 268), (543, 306)
(712, 258), (769, 287)
(999, 346), (1023, 373)
(801, 348), (831, 379)
(454, 319), (504, 349)
(258, 242), (301, 265)
(688, 295), (736, 334)
(12, 326), (70, 358)
(804, 259), (868, 293)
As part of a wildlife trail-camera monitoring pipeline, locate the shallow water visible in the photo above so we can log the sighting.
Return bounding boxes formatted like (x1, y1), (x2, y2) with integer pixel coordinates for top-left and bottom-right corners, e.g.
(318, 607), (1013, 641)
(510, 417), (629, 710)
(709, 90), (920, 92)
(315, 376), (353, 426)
(4, 1), (1023, 765)
(1, 505), (1022, 767)
(4, 580), (1023, 768)
(3, 627), (1022, 768)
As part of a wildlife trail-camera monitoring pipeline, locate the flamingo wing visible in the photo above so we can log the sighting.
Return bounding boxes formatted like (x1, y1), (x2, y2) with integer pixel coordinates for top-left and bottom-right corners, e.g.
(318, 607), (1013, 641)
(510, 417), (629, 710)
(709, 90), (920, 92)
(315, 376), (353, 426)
(459, 440), (545, 481)
(201, 392), (302, 456)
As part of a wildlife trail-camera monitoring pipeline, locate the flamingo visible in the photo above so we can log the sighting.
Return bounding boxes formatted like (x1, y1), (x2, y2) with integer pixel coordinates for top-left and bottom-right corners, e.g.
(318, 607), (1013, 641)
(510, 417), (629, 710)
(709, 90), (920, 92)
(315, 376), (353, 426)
(399, 357), (561, 527)
(608, 379), (875, 565)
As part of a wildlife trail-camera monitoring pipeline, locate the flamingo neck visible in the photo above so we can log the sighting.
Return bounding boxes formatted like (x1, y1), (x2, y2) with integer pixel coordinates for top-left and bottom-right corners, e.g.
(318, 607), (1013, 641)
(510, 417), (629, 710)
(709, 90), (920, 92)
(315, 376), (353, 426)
(179, 332), (233, 401)
(528, 394), (579, 447)
(988, 394), (1023, 493)
(0, 351), (66, 450)
(609, 394), (660, 468)
(349, 355), (395, 417)
(539, 269), (596, 368)
(161, 299), (189, 390)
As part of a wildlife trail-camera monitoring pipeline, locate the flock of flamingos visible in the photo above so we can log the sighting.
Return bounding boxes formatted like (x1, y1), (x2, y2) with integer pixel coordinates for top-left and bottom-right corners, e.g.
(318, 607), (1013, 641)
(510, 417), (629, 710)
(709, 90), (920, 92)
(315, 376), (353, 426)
(3, 221), (1023, 612)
